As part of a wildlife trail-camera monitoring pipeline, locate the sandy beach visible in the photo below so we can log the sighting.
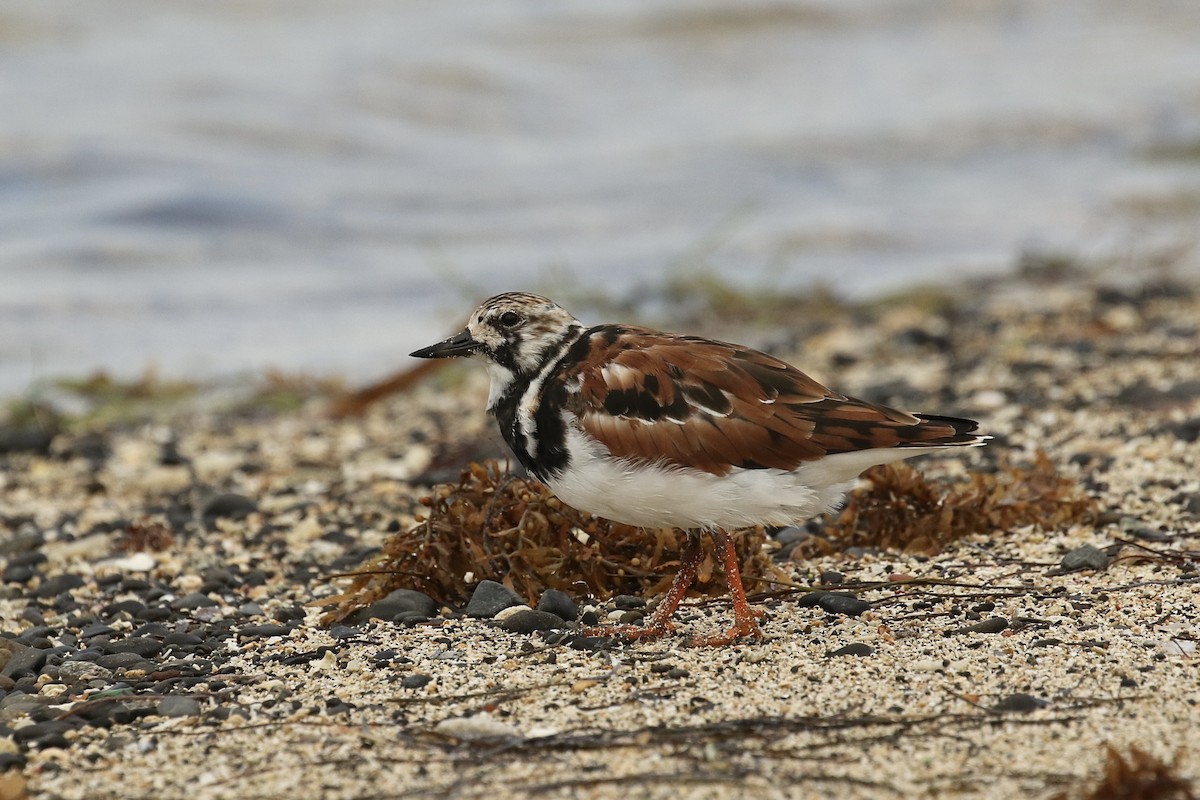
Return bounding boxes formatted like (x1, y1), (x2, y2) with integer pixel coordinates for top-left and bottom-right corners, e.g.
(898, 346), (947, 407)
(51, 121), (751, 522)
(1, 269), (1198, 799)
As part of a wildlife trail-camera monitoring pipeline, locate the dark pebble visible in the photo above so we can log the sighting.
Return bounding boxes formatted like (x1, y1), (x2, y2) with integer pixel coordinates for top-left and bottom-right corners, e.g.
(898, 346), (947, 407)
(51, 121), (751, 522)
(464, 581), (523, 618)
(818, 593), (872, 617)
(579, 610), (600, 626)
(797, 591), (830, 608)
(401, 673), (433, 689)
(613, 595), (647, 610)
(992, 693), (1049, 713)
(133, 623), (171, 638)
(499, 609), (569, 635)
(1059, 544), (1109, 572)
(342, 588), (438, 625)
(163, 632), (204, 647)
(536, 589), (578, 621)
(95, 653), (157, 672)
(14, 626), (54, 646)
(392, 611), (431, 627)
(1033, 638), (1062, 647)
(826, 643), (874, 657)
(5, 551), (47, 568)
(103, 599), (148, 618)
(0, 425), (55, 455)
(80, 623), (117, 639)
(0, 639), (47, 679)
(819, 570), (845, 586)
(34, 573), (85, 599)
(772, 526), (808, 546)
(271, 605), (306, 622)
(238, 624), (293, 639)
(201, 493), (258, 521)
(329, 625), (359, 640)
(156, 696), (202, 717)
(949, 616), (1009, 635)
(2, 566), (35, 584)
(13, 720), (76, 748)
(617, 610), (645, 625)
(171, 592), (218, 610)
(666, 667), (690, 679)
(104, 637), (163, 658)
(137, 606), (173, 622)
(0, 752), (25, 769)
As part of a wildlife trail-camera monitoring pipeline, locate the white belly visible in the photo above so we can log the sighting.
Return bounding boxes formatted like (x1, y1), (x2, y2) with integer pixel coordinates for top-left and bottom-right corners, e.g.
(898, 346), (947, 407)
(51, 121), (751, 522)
(546, 425), (939, 530)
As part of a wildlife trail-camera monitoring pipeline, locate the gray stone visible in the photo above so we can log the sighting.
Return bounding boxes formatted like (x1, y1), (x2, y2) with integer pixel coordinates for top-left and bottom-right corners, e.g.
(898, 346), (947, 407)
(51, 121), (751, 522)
(0, 639), (47, 679)
(171, 592), (218, 610)
(499, 609), (568, 635)
(156, 696), (202, 717)
(827, 643), (874, 657)
(949, 616), (1009, 635)
(1059, 544), (1108, 572)
(535, 589), (578, 621)
(342, 589), (438, 625)
(464, 581), (523, 618)
(818, 593), (872, 617)
(992, 693), (1049, 713)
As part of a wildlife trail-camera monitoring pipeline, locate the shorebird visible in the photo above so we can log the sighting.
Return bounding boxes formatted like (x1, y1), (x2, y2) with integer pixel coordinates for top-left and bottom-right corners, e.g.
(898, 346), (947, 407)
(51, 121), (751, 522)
(412, 292), (986, 644)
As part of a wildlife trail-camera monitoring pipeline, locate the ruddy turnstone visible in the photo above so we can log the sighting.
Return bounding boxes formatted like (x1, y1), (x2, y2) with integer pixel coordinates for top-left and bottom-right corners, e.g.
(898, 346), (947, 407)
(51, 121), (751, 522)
(412, 292), (987, 645)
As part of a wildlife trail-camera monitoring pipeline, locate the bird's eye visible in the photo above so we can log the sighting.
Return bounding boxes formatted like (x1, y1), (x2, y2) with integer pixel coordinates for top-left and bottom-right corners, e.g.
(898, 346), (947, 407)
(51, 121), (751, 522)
(498, 311), (522, 328)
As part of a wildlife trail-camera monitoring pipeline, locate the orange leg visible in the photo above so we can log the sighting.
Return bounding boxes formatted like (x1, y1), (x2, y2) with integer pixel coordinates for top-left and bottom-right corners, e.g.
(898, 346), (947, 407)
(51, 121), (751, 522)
(688, 530), (765, 647)
(585, 535), (704, 642)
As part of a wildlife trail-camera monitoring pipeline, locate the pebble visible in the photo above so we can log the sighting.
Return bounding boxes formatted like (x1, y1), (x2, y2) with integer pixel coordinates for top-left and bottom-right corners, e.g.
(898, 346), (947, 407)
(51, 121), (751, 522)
(464, 581), (523, 618)
(12, 720), (75, 749)
(535, 589), (578, 621)
(0, 640), (48, 679)
(992, 693), (1049, 713)
(103, 637), (164, 658)
(56, 661), (114, 682)
(826, 643), (874, 657)
(201, 493), (258, 521)
(401, 674), (432, 689)
(797, 591), (829, 608)
(499, 609), (569, 635)
(1058, 544), (1109, 572)
(156, 696), (202, 717)
(237, 624), (294, 639)
(817, 593), (872, 617)
(34, 573), (85, 599)
(948, 617), (1009, 635)
(341, 589), (438, 625)
(612, 595), (647, 610)
(171, 593), (219, 610)
(433, 714), (521, 742)
(94, 653), (157, 673)
(819, 571), (845, 586)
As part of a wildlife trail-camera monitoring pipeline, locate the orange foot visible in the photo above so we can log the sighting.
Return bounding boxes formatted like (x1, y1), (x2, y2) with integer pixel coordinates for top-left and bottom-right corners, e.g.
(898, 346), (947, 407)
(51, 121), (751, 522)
(688, 616), (765, 647)
(583, 619), (675, 642)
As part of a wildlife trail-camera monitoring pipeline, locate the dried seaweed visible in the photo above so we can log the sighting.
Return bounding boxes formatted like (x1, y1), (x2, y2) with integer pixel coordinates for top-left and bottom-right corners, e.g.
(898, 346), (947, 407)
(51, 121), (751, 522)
(318, 461), (784, 624)
(1051, 745), (1195, 800)
(811, 451), (1098, 556)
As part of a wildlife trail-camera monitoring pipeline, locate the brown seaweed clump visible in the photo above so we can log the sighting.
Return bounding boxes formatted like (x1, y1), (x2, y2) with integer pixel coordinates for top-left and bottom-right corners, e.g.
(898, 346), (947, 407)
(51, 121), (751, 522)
(1051, 745), (1195, 800)
(318, 461), (783, 624)
(814, 451), (1098, 555)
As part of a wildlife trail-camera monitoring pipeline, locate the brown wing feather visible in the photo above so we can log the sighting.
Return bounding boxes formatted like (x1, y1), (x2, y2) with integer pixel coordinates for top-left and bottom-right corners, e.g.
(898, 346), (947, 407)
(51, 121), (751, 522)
(561, 325), (977, 476)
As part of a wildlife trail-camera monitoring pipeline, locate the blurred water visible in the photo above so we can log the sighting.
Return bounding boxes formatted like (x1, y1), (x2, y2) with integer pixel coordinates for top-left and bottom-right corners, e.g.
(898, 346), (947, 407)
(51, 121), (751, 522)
(2, 0), (1199, 397)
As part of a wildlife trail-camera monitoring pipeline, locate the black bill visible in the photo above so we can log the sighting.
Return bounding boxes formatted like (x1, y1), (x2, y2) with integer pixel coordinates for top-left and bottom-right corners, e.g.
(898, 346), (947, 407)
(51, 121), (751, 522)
(409, 328), (481, 359)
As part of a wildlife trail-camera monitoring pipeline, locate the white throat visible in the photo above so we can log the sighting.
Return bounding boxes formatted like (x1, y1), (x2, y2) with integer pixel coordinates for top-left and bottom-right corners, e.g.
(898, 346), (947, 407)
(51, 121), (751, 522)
(483, 360), (516, 411)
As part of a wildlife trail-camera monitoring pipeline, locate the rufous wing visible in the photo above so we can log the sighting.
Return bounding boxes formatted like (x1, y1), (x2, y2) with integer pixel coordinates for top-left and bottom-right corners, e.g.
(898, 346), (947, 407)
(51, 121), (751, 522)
(560, 326), (979, 476)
